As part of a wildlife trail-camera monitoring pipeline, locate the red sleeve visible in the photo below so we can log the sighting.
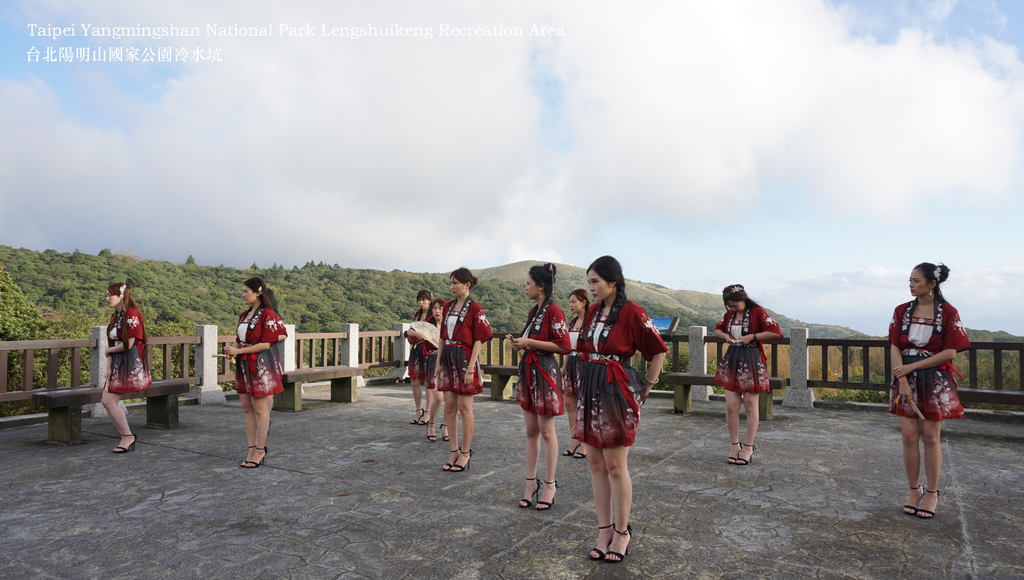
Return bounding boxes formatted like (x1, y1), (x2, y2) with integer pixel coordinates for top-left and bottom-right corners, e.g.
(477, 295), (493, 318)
(125, 308), (145, 342)
(755, 307), (782, 337)
(406, 311), (423, 344)
(544, 304), (571, 354)
(627, 302), (668, 361)
(941, 305), (971, 353)
(714, 311), (729, 333)
(261, 309), (286, 343)
(888, 303), (907, 347)
(469, 301), (493, 344)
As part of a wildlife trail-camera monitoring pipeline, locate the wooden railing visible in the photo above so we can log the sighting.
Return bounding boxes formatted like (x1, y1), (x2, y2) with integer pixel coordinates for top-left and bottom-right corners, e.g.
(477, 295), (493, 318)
(0, 339), (95, 402)
(804, 338), (1023, 393)
(145, 336), (200, 385)
(358, 331), (400, 369)
(296, 332), (349, 369)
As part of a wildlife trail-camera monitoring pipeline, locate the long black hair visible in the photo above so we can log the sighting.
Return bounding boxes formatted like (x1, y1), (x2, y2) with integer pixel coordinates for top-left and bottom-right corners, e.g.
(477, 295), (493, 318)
(721, 284), (761, 310)
(913, 262), (950, 303)
(587, 255), (627, 325)
(244, 276), (279, 313)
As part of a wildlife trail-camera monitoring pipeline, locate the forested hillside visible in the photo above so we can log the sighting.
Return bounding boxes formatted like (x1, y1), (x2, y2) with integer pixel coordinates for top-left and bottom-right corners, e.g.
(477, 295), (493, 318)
(4, 247), (1015, 341)
(476, 261), (867, 339)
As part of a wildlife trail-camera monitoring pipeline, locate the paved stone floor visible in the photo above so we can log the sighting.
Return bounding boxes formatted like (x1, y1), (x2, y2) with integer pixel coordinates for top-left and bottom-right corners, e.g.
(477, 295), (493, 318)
(1, 385), (1023, 580)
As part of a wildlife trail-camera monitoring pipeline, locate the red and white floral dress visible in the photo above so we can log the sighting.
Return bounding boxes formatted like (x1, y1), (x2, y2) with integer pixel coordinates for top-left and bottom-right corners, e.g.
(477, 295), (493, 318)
(234, 306), (288, 398)
(515, 299), (571, 416)
(561, 315), (586, 398)
(437, 298), (493, 396)
(107, 307), (152, 394)
(888, 299), (970, 421)
(406, 309), (431, 382)
(574, 301), (667, 448)
(713, 306), (783, 394)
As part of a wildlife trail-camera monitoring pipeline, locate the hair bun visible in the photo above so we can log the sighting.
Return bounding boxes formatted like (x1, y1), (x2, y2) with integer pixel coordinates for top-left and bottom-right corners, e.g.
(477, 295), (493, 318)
(936, 263), (950, 283)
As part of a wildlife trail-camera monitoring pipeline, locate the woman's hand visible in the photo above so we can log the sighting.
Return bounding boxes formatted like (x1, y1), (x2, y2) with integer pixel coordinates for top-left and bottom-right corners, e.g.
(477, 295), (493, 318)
(463, 366), (475, 386)
(740, 334), (755, 345)
(407, 330), (422, 340)
(892, 363), (915, 379)
(224, 345), (241, 356)
(898, 377), (912, 400)
(510, 336), (530, 351)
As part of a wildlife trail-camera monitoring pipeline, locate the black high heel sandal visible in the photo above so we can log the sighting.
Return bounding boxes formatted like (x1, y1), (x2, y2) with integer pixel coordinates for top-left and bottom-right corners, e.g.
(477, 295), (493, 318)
(242, 447), (267, 469)
(588, 524), (614, 560)
(917, 489), (940, 519)
(112, 433), (136, 454)
(562, 442), (581, 457)
(426, 421), (437, 442)
(441, 424), (450, 442)
(735, 443), (755, 466)
(604, 524), (632, 563)
(443, 448), (460, 471)
(727, 441), (741, 464)
(410, 408), (426, 425)
(519, 478), (539, 508)
(535, 480), (557, 510)
(240, 445), (256, 467)
(450, 449), (472, 472)
(903, 485), (924, 515)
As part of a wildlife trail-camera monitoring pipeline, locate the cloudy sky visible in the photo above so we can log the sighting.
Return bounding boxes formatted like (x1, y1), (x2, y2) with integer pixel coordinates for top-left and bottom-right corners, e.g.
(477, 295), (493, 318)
(1, 0), (1022, 335)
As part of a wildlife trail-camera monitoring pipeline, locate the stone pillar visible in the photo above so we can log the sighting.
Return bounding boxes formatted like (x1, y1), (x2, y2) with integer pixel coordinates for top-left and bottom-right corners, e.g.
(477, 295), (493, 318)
(688, 326), (710, 401)
(85, 326), (118, 418)
(279, 324), (296, 372)
(192, 325), (226, 404)
(390, 323), (411, 380)
(782, 328), (814, 408)
(338, 324), (359, 367)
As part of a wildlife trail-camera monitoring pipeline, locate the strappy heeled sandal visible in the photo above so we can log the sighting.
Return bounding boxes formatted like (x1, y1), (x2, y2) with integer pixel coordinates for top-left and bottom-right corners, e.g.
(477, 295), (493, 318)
(917, 489), (940, 519)
(240, 445), (256, 467)
(242, 447), (267, 469)
(604, 524), (632, 563)
(112, 433), (136, 454)
(588, 524), (614, 560)
(443, 448), (460, 471)
(441, 423), (450, 442)
(735, 443), (755, 466)
(426, 421), (437, 442)
(727, 441), (741, 464)
(535, 480), (557, 510)
(449, 449), (472, 472)
(519, 478), (539, 508)
(410, 408), (426, 425)
(903, 485), (924, 515)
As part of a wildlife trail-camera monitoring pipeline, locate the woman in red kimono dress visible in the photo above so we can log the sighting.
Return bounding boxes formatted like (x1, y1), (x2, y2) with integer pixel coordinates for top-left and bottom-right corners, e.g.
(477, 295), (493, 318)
(713, 284), (783, 466)
(423, 297), (447, 442)
(560, 288), (590, 459)
(404, 289), (433, 426)
(224, 276), (288, 469)
(511, 264), (571, 510)
(102, 283), (152, 453)
(576, 256), (667, 563)
(889, 262), (970, 519)
(434, 268), (493, 472)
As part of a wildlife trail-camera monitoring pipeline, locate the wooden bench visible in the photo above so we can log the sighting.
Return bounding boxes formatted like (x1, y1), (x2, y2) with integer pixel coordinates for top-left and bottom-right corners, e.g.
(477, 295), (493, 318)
(274, 366), (363, 412)
(956, 387), (1024, 406)
(31, 380), (191, 445)
(662, 373), (785, 420)
(480, 365), (518, 401)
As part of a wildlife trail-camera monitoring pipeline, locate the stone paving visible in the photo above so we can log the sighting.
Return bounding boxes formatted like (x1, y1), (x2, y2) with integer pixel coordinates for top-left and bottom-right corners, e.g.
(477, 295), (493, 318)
(1, 385), (1023, 580)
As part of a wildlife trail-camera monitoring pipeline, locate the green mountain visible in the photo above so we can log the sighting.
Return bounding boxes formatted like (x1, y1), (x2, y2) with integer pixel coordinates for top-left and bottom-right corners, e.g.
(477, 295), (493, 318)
(475, 260), (866, 339)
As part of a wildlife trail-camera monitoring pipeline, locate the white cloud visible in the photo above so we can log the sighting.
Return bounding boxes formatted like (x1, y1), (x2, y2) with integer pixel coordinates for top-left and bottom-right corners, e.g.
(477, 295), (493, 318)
(1, 0), (1023, 275)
